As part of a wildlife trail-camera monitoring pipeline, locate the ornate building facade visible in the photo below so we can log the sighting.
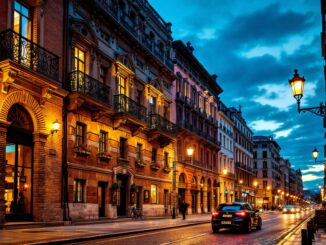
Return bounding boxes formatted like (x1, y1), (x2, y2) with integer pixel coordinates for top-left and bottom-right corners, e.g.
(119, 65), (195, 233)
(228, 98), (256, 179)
(0, 0), (66, 223)
(172, 41), (222, 214)
(64, 0), (177, 219)
(217, 102), (235, 203)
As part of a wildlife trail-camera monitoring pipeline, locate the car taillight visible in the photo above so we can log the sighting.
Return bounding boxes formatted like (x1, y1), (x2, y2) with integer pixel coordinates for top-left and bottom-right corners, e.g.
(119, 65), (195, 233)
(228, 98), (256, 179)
(212, 211), (219, 217)
(283, 208), (287, 212)
(235, 211), (246, 217)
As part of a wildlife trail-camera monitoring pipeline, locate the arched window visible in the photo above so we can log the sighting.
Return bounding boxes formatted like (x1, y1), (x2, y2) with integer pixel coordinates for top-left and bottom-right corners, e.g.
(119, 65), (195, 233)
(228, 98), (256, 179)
(192, 176), (197, 185)
(179, 173), (186, 183)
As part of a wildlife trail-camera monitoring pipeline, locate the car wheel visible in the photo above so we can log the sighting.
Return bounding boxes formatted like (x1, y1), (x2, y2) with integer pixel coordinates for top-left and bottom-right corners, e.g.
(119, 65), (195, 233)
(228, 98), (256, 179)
(245, 220), (252, 233)
(212, 226), (219, 233)
(256, 218), (262, 230)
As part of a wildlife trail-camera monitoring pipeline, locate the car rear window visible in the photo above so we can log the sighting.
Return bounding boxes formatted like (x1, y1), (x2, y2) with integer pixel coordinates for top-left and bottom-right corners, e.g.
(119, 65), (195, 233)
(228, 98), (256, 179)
(219, 205), (242, 211)
(285, 205), (294, 209)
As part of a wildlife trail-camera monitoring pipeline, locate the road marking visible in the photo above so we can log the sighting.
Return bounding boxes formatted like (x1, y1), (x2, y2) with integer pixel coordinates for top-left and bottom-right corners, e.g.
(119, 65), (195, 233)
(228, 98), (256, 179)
(160, 233), (209, 245)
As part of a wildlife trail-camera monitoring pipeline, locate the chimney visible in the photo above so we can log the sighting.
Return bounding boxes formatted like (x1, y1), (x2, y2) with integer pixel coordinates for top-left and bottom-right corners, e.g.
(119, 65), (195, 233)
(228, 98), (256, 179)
(166, 22), (172, 34)
(186, 41), (194, 53)
(211, 74), (218, 81)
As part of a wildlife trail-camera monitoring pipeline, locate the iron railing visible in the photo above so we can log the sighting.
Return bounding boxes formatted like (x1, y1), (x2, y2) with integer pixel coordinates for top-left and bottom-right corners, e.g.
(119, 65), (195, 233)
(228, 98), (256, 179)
(0, 29), (59, 81)
(148, 113), (177, 135)
(114, 94), (147, 123)
(69, 71), (111, 106)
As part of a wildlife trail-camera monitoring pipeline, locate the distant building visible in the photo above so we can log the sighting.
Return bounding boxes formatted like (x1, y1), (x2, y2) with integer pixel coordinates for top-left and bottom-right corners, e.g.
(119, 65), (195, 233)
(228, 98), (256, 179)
(173, 40), (223, 214)
(253, 136), (282, 208)
(230, 107), (255, 205)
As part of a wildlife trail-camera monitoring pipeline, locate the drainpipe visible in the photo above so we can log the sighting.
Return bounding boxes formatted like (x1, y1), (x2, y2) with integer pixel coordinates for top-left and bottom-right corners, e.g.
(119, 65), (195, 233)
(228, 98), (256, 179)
(61, 0), (71, 222)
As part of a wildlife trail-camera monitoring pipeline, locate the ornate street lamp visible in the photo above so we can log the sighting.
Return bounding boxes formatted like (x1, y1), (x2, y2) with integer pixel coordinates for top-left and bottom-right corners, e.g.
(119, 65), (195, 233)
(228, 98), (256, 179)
(288, 69), (326, 117)
(312, 147), (325, 163)
(186, 146), (194, 165)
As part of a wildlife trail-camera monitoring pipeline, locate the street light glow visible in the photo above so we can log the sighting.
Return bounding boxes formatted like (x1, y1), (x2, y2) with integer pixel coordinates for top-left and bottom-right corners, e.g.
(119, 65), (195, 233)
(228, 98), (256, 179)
(186, 147), (194, 157)
(288, 69), (305, 102)
(312, 147), (319, 160)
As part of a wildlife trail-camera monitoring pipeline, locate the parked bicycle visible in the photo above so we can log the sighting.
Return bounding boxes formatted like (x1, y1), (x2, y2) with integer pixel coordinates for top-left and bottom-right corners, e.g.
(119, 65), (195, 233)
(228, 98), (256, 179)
(130, 207), (144, 219)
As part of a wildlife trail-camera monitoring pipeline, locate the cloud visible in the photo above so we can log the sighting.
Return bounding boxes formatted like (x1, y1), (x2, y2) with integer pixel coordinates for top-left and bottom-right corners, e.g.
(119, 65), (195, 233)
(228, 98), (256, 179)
(253, 82), (317, 111)
(274, 125), (301, 139)
(301, 165), (325, 174)
(249, 120), (283, 131)
(302, 174), (324, 182)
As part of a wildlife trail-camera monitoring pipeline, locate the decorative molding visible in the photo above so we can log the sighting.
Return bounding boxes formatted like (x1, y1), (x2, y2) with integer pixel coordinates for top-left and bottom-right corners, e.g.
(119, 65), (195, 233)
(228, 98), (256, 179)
(40, 87), (52, 106)
(0, 90), (46, 132)
(0, 67), (18, 94)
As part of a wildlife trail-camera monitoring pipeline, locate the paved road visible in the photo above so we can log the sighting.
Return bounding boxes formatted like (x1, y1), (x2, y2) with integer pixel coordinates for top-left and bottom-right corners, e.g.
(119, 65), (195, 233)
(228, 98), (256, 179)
(73, 211), (313, 245)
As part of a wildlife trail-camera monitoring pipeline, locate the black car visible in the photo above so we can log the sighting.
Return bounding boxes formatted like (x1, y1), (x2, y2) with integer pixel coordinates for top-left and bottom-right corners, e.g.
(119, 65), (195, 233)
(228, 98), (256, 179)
(211, 202), (262, 233)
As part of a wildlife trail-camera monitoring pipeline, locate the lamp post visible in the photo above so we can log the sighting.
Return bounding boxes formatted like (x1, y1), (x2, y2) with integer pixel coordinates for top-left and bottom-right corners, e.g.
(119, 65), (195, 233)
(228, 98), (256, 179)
(253, 181), (258, 208)
(223, 168), (228, 202)
(277, 189), (281, 207)
(288, 69), (326, 117)
(312, 147), (326, 201)
(239, 180), (243, 202)
(264, 186), (271, 209)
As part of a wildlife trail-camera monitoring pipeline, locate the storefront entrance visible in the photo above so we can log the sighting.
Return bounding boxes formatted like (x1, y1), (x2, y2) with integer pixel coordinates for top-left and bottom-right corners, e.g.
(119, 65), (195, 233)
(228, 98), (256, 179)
(116, 175), (129, 216)
(5, 104), (34, 221)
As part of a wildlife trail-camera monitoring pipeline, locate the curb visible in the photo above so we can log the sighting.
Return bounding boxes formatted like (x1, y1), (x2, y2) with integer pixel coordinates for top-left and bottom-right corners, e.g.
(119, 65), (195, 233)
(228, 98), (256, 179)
(273, 212), (314, 244)
(30, 220), (210, 245)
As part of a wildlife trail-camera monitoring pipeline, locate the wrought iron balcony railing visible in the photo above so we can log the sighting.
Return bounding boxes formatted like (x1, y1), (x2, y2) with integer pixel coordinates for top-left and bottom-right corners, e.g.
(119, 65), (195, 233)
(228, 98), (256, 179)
(69, 71), (111, 106)
(114, 94), (147, 123)
(148, 113), (177, 135)
(0, 29), (59, 81)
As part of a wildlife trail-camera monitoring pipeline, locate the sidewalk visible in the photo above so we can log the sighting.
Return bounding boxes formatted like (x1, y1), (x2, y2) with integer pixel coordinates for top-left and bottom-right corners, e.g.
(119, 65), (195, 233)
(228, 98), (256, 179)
(0, 214), (211, 245)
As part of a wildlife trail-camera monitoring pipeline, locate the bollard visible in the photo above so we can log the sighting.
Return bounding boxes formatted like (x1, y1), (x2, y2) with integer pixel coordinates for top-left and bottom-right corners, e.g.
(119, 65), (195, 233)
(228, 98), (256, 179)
(301, 229), (308, 245)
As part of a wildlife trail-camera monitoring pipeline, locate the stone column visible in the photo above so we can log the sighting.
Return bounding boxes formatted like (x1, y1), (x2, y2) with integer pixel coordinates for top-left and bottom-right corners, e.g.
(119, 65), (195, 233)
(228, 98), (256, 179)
(185, 185), (191, 215)
(33, 132), (48, 222)
(203, 188), (208, 213)
(197, 190), (201, 214)
(0, 121), (8, 225)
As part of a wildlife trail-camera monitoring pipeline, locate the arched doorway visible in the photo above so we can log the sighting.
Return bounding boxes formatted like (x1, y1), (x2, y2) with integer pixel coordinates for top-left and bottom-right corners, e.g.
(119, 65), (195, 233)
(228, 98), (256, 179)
(5, 104), (34, 221)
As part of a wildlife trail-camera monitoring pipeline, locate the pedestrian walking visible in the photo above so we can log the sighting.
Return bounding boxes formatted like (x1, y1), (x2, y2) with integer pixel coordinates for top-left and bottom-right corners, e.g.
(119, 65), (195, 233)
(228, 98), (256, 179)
(180, 200), (189, 220)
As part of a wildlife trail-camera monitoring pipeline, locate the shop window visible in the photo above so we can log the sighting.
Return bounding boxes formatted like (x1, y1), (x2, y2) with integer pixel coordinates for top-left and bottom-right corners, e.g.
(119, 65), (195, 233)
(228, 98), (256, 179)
(73, 179), (85, 203)
(99, 131), (108, 153)
(151, 184), (157, 204)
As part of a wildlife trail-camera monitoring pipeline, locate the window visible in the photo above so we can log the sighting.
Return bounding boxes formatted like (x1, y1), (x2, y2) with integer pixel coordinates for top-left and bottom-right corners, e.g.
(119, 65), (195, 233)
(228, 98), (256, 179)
(136, 143), (143, 161)
(263, 161), (267, 168)
(73, 179), (85, 203)
(184, 81), (189, 97)
(151, 148), (157, 163)
(263, 170), (268, 178)
(253, 151), (257, 159)
(254, 161), (257, 169)
(263, 151), (267, 158)
(73, 46), (85, 72)
(164, 152), (169, 168)
(151, 184), (157, 204)
(263, 181), (267, 189)
(76, 122), (85, 146)
(135, 89), (142, 105)
(99, 66), (107, 83)
(149, 96), (157, 114)
(119, 137), (127, 159)
(99, 131), (108, 153)
(118, 76), (127, 95)
(14, 0), (32, 39)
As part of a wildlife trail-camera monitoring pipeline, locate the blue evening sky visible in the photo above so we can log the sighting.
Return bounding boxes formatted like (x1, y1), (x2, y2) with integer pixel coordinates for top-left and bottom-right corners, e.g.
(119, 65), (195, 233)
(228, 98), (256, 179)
(150, 0), (325, 190)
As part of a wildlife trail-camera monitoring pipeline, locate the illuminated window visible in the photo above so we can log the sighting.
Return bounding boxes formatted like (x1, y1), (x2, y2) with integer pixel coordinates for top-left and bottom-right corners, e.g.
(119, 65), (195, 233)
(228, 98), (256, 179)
(151, 184), (157, 204)
(76, 122), (85, 146)
(14, 1), (32, 39)
(118, 76), (126, 95)
(149, 96), (157, 114)
(73, 179), (85, 203)
(99, 131), (107, 153)
(151, 148), (157, 163)
(73, 46), (85, 72)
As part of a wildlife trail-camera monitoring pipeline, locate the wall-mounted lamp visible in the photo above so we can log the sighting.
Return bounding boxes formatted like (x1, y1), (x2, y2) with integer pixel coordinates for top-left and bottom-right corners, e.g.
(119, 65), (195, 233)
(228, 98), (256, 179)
(51, 119), (60, 134)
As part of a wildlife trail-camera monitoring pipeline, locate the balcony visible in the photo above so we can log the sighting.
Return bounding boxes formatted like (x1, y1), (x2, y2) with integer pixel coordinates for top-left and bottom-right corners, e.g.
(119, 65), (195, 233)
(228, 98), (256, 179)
(114, 94), (147, 135)
(184, 97), (194, 108)
(0, 29), (59, 81)
(235, 162), (255, 175)
(148, 113), (177, 147)
(176, 92), (185, 102)
(69, 71), (111, 107)
(92, 0), (174, 72)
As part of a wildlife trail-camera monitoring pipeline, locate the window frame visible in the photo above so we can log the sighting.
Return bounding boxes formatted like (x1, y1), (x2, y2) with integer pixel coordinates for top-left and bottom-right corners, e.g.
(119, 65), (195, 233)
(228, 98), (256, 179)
(73, 46), (86, 73)
(76, 122), (86, 146)
(13, 0), (32, 39)
(150, 184), (157, 204)
(99, 130), (108, 153)
(73, 179), (85, 203)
